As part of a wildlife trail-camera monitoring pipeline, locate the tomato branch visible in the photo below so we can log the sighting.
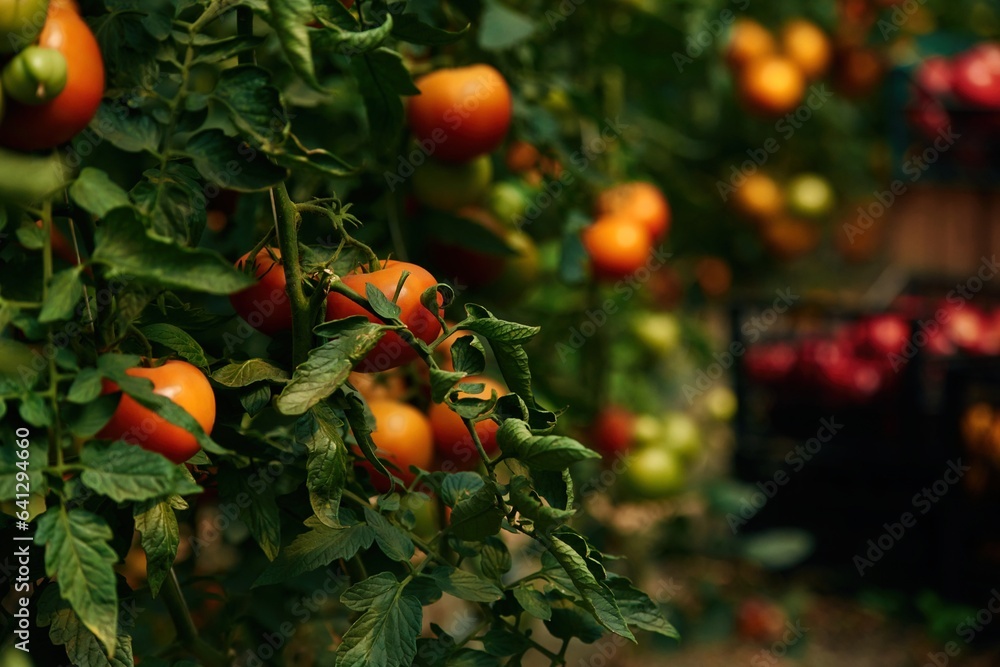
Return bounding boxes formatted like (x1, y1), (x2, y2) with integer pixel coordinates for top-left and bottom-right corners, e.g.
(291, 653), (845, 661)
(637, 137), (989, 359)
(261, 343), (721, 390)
(272, 183), (313, 368)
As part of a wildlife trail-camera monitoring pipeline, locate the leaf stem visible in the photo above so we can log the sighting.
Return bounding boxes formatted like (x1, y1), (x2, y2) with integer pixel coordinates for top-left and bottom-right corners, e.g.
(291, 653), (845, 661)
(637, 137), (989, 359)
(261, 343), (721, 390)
(41, 200), (64, 469)
(272, 184), (313, 368)
(161, 568), (228, 667)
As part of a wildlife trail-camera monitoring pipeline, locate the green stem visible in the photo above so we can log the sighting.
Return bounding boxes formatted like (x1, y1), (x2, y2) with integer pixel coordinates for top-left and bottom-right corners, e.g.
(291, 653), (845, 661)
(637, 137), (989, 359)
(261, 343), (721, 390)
(41, 200), (63, 469)
(161, 569), (228, 667)
(272, 184), (313, 368)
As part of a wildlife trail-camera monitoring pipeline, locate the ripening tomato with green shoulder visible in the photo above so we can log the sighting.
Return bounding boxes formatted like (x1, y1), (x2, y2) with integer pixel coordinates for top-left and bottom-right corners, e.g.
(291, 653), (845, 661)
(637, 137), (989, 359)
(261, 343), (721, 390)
(97, 360), (216, 465)
(0, 0), (104, 150)
(0, 0), (49, 54)
(357, 399), (434, 492)
(407, 65), (512, 163)
(428, 375), (506, 470)
(326, 260), (442, 372)
(581, 215), (653, 281)
(229, 248), (293, 336)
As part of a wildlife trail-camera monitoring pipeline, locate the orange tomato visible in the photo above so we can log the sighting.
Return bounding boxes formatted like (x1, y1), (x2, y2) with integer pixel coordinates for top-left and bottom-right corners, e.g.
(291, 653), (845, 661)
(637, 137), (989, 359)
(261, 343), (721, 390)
(595, 181), (671, 241)
(694, 256), (732, 297)
(726, 19), (776, 71)
(407, 65), (512, 163)
(97, 360), (215, 465)
(0, 0), (104, 150)
(326, 260), (442, 372)
(428, 376), (506, 470)
(731, 172), (783, 221)
(581, 216), (653, 281)
(229, 249), (293, 336)
(759, 217), (821, 260)
(505, 140), (540, 173)
(360, 399), (434, 490)
(780, 20), (831, 80)
(348, 370), (408, 402)
(739, 55), (805, 116)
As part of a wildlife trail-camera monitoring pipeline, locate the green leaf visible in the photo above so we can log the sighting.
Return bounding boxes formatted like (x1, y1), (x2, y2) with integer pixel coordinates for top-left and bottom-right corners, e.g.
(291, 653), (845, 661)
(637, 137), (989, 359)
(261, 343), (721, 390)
(193, 34), (267, 63)
(337, 572), (422, 667)
(213, 359), (289, 387)
(37, 585), (133, 667)
(35, 507), (119, 655)
(459, 306), (539, 343)
(391, 13), (470, 45)
(508, 475), (574, 532)
(351, 48), (419, 152)
(544, 593), (605, 644)
(140, 323), (209, 368)
(365, 281), (402, 320)
(533, 469), (574, 511)
(38, 267), (84, 323)
(134, 496), (187, 596)
(605, 575), (680, 639)
(184, 129), (289, 191)
(18, 392), (52, 426)
(438, 471), (485, 507)
(428, 367), (465, 404)
(0, 441), (46, 502)
(92, 209), (254, 295)
(130, 163), (207, 244)
(218, 465), (282, 560)
(450, 335), (486, 375)
(449, 480), (503, 541)
(480, 627), (530, 657)
(497, 420), (599, 471)
(545, 535), (634, 641)
(298, 404), (348, 528)
(67, 368), (104, 404)
(342, 392), (393, 485)
(428, 565), (503, 602)
(214, 65), (289, 147)
(274, 321), (386, 415)
(64, 395), (119, 438)
(16, 220), (45, 249)
(445, 649), (501, 667)
(240, 383), (272, 416)
(80, 441), (201, 503)
(69, 168), (132, 218)
(0, 146), (70, 204)
(315, 10), (394, 55)
(365, 506), (415, 562)
(92, 101), (161, 154)
(478, 0), (536, 51)
(255, 518), (375, 586)
(479, 536), (511, 585)
(268, 0), (321, 89)
(513, 583), (552, 621)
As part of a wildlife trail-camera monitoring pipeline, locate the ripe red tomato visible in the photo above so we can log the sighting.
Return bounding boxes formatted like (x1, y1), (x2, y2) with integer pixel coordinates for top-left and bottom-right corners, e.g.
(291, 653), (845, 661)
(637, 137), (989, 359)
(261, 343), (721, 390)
(428, 376), (506, 470)
(593, 406), (635, 460)
(0, 0), (104, 151)
(229, 249), (293, 336)
(97, 360), (216, 465)
(407, 65), (512, 163)
(595, 182), (671, 241)
(581, 215), (653, 281)
(326, 260), (442, 372)
(358, 399), (434, 491)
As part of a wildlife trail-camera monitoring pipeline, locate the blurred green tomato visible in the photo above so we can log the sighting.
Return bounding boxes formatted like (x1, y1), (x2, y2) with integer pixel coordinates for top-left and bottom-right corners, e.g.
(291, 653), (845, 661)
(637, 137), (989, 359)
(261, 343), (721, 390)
(488, 181), (530, 228)
(412, 154), (492, 211)
(661, 411), (702, 460)
(785, 173), (835, 218)
(2, 46), (67, 104)
(631, 312), (682, 356)
(492, 230), (540, 296)
(632, 414), (663, 447)
(623, 447), (685, 499)
(704, 385), (738, 422)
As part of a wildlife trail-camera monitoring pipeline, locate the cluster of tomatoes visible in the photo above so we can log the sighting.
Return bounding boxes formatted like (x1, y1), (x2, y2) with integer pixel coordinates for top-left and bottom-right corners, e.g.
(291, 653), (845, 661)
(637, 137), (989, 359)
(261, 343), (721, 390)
(581, 181), (671, 281)
(729, 171), (836, 262)
(745, 300), (1000, 406)
(0, 0), (104, 151)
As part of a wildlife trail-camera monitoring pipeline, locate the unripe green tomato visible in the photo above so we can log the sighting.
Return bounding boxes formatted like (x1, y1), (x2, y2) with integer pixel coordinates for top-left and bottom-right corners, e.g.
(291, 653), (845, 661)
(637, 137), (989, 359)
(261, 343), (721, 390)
(3, 46), (68, 104)
(623, 447), (685, 499)
(660, 411), (702, 460)
(0, 0), (49, 54)
(492, 229), (540, 295)
(412, 154), (492, 211)
(488, 181), (530, 228)
(631, 312), (682, 356)
(785, 173), (835, 218)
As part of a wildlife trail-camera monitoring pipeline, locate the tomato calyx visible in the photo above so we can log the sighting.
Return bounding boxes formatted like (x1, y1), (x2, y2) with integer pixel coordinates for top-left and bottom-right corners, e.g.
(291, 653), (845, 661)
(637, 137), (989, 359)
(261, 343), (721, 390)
(2, 45), (68, 104)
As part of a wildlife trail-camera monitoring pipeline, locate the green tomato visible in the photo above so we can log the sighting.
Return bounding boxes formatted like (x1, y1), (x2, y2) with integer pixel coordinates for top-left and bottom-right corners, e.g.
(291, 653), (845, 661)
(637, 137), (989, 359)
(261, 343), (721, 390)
(488, 181), (530, 228)
(412, 154), (492, 212)
(2, 46), (68, 105)
(631, 312), (682, 356)
(785, 173), (835, 218)
(704, 385), (738, 422)
(660, 411), (702, 460)
(0, 0), (49, 55)
(632, 414), (663, 447)
(491, 229), (540, 297)
(623, 447), (686, 499)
